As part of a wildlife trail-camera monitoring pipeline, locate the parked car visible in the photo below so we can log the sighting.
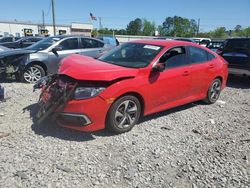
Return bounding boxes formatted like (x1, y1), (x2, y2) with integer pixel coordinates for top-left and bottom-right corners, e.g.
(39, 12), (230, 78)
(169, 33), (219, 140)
(0, 35), (110, 83)
(0, 46), (9, 52)
(34, 40), (228, 133)
(0, 36), (43, 49)
(217, 38), (250, 76)
(97, 36), (119, 46)
(193, 38), (211, 46)
(0, 36), (20, 43)
(206, 40), (224, 52)
(173, 38), (196, 43)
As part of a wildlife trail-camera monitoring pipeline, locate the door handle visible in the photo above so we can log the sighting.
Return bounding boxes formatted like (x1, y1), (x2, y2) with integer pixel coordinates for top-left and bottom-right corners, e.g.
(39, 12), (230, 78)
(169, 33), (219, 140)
(182, 71), (189, 76)
(209, 64), (215, 69)
(75, 52), (80, 54)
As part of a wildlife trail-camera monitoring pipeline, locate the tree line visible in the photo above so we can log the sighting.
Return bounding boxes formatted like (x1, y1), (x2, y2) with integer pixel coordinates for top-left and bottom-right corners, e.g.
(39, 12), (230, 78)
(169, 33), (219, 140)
(92, 16), (250, 38)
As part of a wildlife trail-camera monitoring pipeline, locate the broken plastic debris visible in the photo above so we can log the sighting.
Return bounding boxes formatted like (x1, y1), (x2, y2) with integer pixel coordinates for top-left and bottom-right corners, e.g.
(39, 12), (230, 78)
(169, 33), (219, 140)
(217, 100), (226, 105)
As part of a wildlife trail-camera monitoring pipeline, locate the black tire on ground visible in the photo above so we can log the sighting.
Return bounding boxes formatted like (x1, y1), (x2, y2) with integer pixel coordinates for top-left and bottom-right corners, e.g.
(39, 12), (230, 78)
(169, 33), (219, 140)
(106, 95), (141, 134)
(203, 78), (222, 104)
(21, 65), (45, 83)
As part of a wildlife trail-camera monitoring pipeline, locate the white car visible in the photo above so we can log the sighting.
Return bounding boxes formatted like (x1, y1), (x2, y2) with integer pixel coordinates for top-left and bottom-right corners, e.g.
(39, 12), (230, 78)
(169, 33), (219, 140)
(192, 38), (211, 47)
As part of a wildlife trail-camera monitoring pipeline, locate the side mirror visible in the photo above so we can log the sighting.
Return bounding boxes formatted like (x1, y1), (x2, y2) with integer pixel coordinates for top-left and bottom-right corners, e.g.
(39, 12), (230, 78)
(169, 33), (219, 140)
(19, 41), (23, 47)
(152, 63), (165, 72)
(51, 46), (62, 57)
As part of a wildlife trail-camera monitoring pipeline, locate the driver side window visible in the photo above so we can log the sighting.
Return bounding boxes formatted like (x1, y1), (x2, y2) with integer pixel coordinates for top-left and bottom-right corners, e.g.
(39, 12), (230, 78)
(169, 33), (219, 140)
(159, 46), (187, 69)
(59, 38), (79, 50)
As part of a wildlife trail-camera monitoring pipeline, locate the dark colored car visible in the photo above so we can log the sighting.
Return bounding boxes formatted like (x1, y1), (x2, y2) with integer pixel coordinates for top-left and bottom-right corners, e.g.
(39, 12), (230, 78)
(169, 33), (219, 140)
(206, 40), (224, 52)
(34, 40), (228, 133)
(217, 38), (250, 76)
(0, 36), (20, 43)
(0, 37), (43, 49)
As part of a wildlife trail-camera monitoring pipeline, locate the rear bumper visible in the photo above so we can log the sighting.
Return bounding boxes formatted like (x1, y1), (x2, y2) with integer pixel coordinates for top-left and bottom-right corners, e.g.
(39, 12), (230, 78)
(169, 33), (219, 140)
(229, 68), (250, 76)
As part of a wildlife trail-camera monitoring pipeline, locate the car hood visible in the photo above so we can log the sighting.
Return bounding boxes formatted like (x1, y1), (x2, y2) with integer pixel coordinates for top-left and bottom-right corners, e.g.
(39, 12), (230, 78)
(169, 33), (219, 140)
(59, 54), (139, 81)
(0, 49), (36, 58)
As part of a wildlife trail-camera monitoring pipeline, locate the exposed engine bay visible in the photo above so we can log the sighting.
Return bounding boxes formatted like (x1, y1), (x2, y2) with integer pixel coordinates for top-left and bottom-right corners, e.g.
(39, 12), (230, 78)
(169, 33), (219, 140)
(0, 54), (29, 80)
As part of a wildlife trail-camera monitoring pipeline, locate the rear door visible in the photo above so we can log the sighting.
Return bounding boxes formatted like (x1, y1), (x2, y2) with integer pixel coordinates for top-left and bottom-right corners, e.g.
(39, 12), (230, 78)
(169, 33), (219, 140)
(148, 46), (191, 109)
(188, 46), (215, 96)
(79, 38), (105, 58)
(222, 39), (250, 70)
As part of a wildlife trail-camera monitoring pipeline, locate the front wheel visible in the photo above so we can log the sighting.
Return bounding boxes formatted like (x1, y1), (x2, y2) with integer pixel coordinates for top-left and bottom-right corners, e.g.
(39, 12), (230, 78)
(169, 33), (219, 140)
(204, 78), (222, 104)
(21, 65), (45, 83)
(106, 95), (141, 134)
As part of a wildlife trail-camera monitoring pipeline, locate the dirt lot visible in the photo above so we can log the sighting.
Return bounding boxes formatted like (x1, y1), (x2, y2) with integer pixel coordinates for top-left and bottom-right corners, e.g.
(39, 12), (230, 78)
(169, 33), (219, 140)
(0, 76), (249, 188)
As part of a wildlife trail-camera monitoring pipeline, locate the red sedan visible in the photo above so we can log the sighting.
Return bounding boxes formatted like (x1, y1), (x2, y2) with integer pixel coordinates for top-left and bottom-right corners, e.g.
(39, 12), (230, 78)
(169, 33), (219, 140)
(35, 40), (228, 133)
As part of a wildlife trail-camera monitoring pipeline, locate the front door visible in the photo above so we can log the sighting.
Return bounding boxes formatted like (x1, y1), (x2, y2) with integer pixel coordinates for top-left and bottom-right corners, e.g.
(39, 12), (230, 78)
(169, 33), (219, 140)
(147, 46), (191, 111)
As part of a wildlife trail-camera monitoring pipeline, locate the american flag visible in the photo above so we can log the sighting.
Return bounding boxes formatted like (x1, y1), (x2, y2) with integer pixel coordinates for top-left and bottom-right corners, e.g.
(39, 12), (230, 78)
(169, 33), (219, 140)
(90, 13), (97, 21)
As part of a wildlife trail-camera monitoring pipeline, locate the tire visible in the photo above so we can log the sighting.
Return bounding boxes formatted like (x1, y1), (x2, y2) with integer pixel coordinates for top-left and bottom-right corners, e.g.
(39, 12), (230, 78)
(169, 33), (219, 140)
(204, 78), (222, 104)
(106, 95), (141, 134)
(21, 65), (45, 83)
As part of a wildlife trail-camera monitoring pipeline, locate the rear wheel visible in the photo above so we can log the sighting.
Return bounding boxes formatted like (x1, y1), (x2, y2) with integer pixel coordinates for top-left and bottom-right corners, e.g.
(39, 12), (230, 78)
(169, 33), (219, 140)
(204, 78), (222, 104)
(106, 95), (141, 134)
(21, 65), (45, 83)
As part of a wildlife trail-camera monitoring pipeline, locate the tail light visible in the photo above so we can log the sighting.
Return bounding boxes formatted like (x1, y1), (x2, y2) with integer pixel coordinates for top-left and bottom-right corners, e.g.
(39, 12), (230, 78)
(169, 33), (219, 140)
(216, 48), (223, 55)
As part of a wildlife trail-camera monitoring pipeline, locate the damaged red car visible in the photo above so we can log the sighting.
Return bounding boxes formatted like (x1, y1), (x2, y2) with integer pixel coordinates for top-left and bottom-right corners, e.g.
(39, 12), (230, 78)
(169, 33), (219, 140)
(35, 40), (228, 133)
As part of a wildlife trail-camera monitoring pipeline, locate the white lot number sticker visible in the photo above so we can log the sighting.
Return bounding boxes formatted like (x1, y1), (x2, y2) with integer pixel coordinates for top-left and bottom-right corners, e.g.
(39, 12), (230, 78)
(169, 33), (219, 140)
(143, 45), (161, 51)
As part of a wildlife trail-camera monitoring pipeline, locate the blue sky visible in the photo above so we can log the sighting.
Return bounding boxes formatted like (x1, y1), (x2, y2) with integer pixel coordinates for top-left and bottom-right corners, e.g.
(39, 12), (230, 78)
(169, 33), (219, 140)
(1, 0), (250, 31)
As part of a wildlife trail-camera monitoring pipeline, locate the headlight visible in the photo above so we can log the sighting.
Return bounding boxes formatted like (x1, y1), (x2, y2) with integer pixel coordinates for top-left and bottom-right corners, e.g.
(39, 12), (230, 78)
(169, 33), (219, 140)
(74, 87), (105, 100)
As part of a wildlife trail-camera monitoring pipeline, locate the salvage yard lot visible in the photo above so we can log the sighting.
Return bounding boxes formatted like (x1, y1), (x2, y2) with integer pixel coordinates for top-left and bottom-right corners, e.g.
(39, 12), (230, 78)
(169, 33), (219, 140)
(0, 77), (249, 188)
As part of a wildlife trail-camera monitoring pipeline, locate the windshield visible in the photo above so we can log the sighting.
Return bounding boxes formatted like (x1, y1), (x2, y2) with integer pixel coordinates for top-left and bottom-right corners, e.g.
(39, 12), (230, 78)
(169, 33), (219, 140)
(26, 37), (61, 51)
(98, 43), (163, 68)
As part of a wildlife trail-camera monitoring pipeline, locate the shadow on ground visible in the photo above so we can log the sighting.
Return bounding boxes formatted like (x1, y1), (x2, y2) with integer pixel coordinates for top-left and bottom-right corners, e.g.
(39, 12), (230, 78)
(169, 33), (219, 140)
(140, 102), (199, 124)
(23, 103), (116, 142)
(23, 101), (200, 141)
(226, 75), (250, 89)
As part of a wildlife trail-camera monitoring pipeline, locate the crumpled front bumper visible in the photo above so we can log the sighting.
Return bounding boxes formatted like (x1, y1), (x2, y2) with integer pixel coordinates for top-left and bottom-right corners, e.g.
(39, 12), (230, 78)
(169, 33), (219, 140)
(35, 75), (111, 132)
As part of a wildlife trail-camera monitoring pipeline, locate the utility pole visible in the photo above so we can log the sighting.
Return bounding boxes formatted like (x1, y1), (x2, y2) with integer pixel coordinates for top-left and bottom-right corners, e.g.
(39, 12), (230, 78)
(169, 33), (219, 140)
(99, 17), (102, 30)
(197, 18), (200, 36)
(51, 0), (56, 36)
(42, 10), (45, 28)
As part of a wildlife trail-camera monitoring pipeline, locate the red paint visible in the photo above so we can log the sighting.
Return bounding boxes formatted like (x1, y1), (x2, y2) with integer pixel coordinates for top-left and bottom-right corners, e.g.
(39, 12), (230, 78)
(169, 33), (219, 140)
(55, 40), (228, 132)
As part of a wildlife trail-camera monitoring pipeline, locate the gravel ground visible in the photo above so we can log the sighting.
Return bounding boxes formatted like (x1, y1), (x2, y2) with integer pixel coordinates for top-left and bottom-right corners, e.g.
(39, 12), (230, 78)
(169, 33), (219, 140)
(0, 76), (249, 188)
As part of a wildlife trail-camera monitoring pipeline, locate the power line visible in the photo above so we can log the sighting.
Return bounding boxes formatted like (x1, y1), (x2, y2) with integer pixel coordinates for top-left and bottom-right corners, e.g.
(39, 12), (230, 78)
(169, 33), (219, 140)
(46, 0), (52, 17)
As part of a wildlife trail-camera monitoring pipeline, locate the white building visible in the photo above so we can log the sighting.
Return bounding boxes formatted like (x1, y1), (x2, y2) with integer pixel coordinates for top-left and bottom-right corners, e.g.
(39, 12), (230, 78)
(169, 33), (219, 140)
(0, 20), (93, 37)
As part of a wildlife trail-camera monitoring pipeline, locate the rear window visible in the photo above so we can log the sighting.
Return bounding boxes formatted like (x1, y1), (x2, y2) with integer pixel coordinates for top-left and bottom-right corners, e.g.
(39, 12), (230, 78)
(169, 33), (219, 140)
(224, 39), (250, 52)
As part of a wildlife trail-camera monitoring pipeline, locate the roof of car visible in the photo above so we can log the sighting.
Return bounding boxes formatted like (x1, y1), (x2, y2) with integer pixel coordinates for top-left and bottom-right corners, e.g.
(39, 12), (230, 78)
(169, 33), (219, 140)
(129, 39), (199, 48)
(226, 37), (250, 40)
(50, 35), (96, 39)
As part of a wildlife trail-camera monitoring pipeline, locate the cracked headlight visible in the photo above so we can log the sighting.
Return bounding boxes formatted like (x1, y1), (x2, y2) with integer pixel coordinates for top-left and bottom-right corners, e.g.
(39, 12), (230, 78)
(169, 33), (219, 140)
(74, 87), (105, 100)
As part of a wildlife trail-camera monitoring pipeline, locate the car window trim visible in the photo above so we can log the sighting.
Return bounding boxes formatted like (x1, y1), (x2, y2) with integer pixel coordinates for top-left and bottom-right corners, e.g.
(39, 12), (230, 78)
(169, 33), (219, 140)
(187, 45), (210, 65)
(156, 45), (190, 71)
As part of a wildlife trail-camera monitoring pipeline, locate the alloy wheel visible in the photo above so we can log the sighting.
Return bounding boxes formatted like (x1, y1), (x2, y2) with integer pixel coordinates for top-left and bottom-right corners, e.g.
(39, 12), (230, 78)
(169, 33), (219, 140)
(209, 80), (221, 101)
(23, 66), (42, 83)
(114, 100), (139, 129)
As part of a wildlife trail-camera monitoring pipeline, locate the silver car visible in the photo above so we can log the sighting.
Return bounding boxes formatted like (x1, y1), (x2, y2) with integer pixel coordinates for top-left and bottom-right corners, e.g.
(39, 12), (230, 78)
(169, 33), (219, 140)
(21, 35), (108, 83)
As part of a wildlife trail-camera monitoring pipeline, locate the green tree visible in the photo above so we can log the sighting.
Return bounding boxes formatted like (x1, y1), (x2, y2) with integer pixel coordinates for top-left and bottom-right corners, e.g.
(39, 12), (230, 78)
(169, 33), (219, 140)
(243, 27), (250, 37)
(126, 18), (143, 35)
(160, 16), (198, 37)
(142, 19), (156, 36)
(211, 27), (227, 38)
